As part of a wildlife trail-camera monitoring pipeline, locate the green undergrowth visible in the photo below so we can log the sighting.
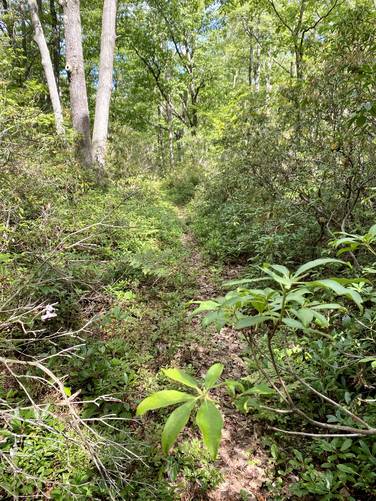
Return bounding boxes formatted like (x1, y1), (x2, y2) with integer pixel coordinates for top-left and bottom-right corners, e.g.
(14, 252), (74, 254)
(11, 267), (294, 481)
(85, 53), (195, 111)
(0, 152), (223, 499)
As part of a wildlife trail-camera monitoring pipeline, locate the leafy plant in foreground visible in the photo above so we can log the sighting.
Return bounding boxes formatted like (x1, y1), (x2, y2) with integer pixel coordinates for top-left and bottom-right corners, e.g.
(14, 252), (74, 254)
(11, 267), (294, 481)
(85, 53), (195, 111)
(193, 255), (376, 437)
(136, 364), (224, 459)
(330, 223), (376, 257)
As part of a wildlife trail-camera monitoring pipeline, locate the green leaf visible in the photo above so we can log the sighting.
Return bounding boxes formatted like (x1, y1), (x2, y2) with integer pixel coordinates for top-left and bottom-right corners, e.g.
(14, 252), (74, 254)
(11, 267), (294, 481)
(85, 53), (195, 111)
(332, 236), (358, 248)
(330, 277), (370, 285)
(286, 288), (311, 305)
(196, 400), (223, 459)
(63, 386), (71, 397)
(203, 311), (220, 327)
(262, 266), (293, 288)
(270, 264), (290, 276)
(162, 368), (199, 389)
(192, 300), (220, 314)
(308, 279), (346, 294)
(337, 245), (359, 256)
(293, 449), (304, 462)
(311, 303), (344, 311)
(203, 310), (226, 329)
(312, 310), (329, 328)
(368, 224), (376, 237)
(225, 380), (244, 396)
(307, 279), (363, 310)
(0, 253), (13, 264)
(359, 356), (376, 364)
(336, 464), (358, 475)
(359, 440), (371, 455)
(204, 363), (224, 389)
(293, 258), (344, 278)
(223, 277), (268, 287)
(136, 390), (195, 416)
(282, 318), (305, 330)
(235, 315), (271, 329)
(295, 308), (314, 327)
(342, 289), (363, 311)
(162, 400), (196, 454)
(340, 439), (353, 452)
(243, 383), (275, 396)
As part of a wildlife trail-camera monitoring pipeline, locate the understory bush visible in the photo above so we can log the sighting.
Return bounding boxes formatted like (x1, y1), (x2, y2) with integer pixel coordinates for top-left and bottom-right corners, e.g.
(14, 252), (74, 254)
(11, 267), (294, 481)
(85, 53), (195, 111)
(0, 135), (189, 498)
(190, 226), (376, 499)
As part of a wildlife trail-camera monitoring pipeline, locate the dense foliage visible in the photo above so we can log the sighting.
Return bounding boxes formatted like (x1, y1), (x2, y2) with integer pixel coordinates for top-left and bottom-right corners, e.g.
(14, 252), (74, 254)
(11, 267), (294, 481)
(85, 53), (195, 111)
(1, 0), (375, 499)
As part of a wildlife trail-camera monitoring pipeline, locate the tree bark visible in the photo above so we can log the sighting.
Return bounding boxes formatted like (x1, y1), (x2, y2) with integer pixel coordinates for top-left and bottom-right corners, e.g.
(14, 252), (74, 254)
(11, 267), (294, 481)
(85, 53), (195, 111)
(166, 98), (174, 168)
(49, 0), (60, 86)
(60, 0), (92, 164)
(248, 43), (254, 87)
(92, 0), (117, 169)
(28, 0), (65, 136)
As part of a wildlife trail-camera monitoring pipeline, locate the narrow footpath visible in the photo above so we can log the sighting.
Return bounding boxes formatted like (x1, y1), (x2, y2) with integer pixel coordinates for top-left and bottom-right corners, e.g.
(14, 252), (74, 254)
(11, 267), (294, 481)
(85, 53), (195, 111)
(175, 210), (269, 501)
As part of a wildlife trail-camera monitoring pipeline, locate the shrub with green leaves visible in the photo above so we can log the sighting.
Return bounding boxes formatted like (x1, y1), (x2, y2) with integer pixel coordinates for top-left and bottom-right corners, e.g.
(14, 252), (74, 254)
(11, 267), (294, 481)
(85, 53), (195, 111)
(137, 364), (224, 459)
(0, 411), (96, 500)
(192, 226), (376, 499)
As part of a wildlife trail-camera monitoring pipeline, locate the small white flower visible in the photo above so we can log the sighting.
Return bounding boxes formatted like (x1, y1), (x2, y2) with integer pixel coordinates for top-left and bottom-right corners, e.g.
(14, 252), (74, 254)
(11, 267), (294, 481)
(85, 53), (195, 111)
(10, 444), (17, 458)
(41, 304), (58, 321)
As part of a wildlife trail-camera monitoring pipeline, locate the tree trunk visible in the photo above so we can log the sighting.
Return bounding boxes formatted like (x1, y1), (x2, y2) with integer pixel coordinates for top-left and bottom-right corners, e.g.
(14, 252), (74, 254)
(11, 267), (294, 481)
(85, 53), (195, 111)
(28, 0), (65, 136)
(248, 43), (254, 87)
(49, 0), (60, 86)
(157, 103), (165, 171)
(61, 0), (92, 164)
(266, 48), (272, 96)
(166, 98), (174, 168)
(254, 39), (260, 92)
(92, 0), (117, 169)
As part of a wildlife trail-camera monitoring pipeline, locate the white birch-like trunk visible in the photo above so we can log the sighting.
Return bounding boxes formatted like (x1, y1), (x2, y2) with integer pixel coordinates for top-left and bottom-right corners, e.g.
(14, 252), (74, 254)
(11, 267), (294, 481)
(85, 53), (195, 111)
(92, 0), (117, 169)
(60, 0), (92, 164)
(28, 0), (65, 136)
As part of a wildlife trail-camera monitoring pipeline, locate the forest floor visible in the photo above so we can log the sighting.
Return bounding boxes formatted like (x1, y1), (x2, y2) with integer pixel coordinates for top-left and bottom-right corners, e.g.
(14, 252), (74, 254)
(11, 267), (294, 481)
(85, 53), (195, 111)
(124, 206), (272, 500)
(176, 214), (270, 501)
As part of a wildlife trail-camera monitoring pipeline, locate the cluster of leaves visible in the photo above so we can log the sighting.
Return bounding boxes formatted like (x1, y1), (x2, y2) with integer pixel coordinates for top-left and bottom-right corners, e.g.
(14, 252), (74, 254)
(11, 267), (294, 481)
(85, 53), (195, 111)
(1, 158), (186, 325)
(193, 257), (363, 329)
(0, 410), (96, 499)
(266, 436), (376, 499)
(142, 225), (375, 499)
(192, 226), (376, 498)
(190, 2), (376, 264)
(137, 364), (224, 459)
(0, 131), (193, 499)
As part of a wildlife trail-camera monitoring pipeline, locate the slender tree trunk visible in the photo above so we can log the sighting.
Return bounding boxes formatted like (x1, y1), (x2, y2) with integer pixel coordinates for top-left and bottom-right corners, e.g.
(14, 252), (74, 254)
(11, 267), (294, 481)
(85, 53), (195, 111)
(157, 103), (165, 171)
(254, 39), (260, 92)
(248, 43), (254, 87)
(28, 0), (65, 136)
(20, 5), (30, 80)
(166, 98), (174, 168)
(60, 0), (92, 164)
(49, 0), (60, 86)
(266, 48), (272, 96)
(92, 0), (117, 169)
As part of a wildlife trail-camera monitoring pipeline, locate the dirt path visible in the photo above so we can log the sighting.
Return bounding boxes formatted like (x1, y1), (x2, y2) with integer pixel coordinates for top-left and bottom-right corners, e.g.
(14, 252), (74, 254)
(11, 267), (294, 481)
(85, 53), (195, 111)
(175, 214), (270, 501)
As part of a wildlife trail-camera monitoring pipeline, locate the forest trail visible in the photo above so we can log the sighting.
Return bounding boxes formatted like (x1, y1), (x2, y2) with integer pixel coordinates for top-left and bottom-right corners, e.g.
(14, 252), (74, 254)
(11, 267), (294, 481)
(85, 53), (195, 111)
(174, 208), (270, 501)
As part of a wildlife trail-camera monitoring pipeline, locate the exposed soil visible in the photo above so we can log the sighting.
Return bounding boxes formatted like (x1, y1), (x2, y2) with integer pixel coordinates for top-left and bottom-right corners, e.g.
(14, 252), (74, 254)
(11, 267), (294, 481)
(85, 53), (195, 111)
(177, 215), (271, 500)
